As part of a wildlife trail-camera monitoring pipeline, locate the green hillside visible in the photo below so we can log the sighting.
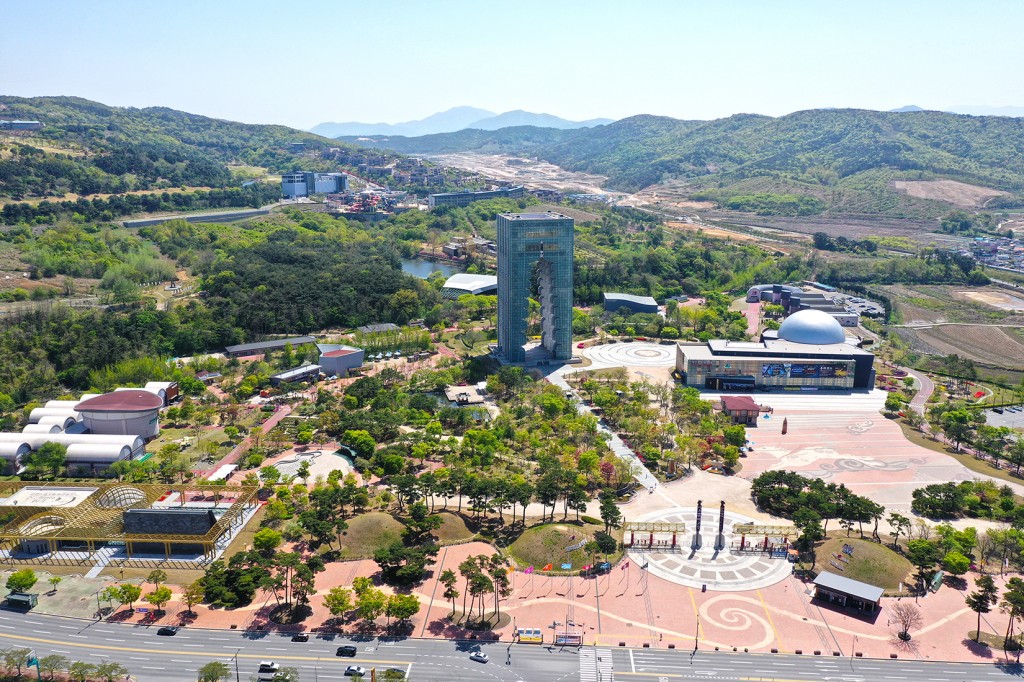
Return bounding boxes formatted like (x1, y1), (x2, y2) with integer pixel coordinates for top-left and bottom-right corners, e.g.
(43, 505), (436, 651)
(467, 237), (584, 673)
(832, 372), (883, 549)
(0, 96), (347, 201)
(347, 108), (1024, 217)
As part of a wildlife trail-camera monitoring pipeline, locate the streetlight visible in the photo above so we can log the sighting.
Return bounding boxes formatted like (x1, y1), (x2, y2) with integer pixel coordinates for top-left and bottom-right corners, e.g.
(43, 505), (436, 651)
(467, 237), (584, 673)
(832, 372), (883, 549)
(233, 648), (240, 682)
(314, 657), (319, 682)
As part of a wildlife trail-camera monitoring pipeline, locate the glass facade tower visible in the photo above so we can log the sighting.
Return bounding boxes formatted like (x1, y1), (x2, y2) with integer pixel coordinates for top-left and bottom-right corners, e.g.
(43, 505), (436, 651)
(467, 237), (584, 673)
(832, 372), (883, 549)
(496, 212), (574, 362)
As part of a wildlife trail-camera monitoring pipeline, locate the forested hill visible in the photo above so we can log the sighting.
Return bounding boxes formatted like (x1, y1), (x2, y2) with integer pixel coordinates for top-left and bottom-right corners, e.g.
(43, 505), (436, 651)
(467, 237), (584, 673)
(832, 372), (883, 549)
(347, 108), (1024, 213)
(0, 96), (346, 200)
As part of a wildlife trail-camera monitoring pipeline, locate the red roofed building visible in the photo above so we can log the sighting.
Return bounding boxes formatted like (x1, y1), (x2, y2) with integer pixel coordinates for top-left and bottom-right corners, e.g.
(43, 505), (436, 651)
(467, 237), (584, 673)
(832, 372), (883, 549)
(316, 343), (365, 377)
(75, 390), (163, 438)
(719, 395), (762, 425)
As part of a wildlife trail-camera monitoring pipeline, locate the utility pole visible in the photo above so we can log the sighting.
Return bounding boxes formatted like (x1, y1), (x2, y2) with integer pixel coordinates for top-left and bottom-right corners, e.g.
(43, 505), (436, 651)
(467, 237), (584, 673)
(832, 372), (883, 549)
(233, 648), (240, 682)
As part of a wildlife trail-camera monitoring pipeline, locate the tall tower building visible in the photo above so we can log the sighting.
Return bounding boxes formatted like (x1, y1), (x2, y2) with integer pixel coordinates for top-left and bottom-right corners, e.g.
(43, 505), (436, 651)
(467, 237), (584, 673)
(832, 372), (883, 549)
(496, 212), (574, 363)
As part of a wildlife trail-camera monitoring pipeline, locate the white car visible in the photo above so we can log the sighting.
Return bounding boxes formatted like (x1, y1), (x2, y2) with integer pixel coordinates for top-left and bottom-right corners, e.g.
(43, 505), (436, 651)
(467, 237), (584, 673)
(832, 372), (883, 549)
(345, 666), (367, 677)
(469, 652), (489, 663)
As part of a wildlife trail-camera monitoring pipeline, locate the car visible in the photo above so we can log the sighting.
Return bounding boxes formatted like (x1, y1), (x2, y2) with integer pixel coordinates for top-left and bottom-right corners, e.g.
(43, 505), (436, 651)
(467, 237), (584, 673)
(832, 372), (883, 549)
(258, 661), (278, 672)
(577, 342), (585, 348)
(345, 666), (367, 676)
(156, 626), (179, 636)
(336, 645), (357, 657)
(469, 651), (489, 663)
(291, 633), (309, 642)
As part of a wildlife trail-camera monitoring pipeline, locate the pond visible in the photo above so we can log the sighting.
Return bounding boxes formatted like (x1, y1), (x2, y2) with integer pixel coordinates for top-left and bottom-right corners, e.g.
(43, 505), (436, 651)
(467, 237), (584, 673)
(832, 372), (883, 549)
(400, 258), (459, 280)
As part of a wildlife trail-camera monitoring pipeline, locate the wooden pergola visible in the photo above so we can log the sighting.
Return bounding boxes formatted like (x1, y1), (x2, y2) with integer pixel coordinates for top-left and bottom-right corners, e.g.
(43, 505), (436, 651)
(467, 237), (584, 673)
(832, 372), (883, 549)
(0, 481), (259, 562)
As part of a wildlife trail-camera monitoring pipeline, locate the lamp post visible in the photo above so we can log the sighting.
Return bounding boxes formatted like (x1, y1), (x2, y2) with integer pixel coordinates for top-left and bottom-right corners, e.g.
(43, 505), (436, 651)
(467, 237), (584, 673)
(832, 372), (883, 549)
(233, 648), (240, 682)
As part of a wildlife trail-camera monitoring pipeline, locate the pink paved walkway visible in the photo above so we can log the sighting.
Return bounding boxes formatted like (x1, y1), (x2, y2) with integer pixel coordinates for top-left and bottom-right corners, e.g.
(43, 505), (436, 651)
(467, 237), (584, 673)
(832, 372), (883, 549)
(746, 301), (760, 337)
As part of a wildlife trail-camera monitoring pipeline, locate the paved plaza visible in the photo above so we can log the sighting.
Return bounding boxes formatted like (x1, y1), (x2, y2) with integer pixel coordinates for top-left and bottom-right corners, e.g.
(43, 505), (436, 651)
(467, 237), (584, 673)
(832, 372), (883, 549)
(738, 391), (1024, 514)
(628, 507), (794, 591)
(579, 341), (676, 370)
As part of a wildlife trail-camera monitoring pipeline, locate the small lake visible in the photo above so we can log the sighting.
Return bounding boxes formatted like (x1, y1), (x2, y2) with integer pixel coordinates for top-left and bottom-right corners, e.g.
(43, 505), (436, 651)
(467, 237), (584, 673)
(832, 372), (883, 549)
(401, 258), (460, 279)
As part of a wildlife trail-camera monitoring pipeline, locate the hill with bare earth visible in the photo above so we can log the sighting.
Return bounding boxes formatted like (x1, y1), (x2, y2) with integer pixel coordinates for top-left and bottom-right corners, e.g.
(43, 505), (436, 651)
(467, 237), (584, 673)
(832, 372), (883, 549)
(347, 108), (1024, 219)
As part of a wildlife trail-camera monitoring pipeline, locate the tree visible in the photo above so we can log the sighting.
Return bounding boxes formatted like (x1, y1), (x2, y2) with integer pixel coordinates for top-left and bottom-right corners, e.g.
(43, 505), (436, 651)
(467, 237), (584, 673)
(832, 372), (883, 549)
(385, 592), (421, 626)
(440, 569), (459, 616)
(888, 512), (911, 549)
(1002, 577), (1024, 646)
(94, 661), (130, 681)
(197, 660), (231, 681)
(942, 550), (971, 578)
(940, 408), (978, 452)
(146, 569), (168, 588)
(890, 601), (923, 641)
(145, 585), (172, 613)
(47, 576), (62, 592)
(6, 568), (37, 593)
(324, 587), (353, 619)
(1, 647), (32, 678)
(884, 393), (905, 416)
(342, 429), (377, 458)
(260, 466), (281, 486)
(355, 584), (387, 622)
(966, 574), (1000, 642)
(39, 653), (69, 680)
(599, 492), (623, 533)
(23, 441), (67, 477)
(253, 527), (283, 556)
(906, 539), (940, 592)
(296, 459), (312, 483)
(68, 661), (95, 682)
(117, 582), (143, 610)
(182, 579), (205, 616)
(793, 508), (824, 568)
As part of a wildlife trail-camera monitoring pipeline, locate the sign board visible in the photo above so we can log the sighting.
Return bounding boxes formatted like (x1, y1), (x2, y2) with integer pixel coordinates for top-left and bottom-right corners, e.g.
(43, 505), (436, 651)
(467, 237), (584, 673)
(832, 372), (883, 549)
(517, 628), (544, 643)
(554, 633), (582, 646)
(565, 540), (587, 552)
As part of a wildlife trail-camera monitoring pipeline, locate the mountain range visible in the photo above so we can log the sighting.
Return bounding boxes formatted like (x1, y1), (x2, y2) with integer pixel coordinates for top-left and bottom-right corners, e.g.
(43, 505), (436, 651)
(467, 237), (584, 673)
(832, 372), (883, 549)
(346, 108), (1024, 218)
(309, 106), (613, 138)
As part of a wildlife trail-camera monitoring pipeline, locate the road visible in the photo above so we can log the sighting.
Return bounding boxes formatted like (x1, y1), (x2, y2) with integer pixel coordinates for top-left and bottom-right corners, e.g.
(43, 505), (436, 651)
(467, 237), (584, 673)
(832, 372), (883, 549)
(1, 609), (1024, 681)
(0, 609), (578, 682)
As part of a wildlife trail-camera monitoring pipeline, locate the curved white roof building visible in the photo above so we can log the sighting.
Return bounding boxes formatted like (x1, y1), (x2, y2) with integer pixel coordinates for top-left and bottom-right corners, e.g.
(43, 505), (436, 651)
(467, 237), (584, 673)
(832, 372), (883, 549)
(441, 273), (498, 300)
(777, 309), (847, 345)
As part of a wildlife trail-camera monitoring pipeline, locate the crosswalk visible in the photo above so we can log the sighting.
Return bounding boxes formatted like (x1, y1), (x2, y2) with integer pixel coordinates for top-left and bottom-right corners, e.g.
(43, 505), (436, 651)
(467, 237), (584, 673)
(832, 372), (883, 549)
(579, 646), (614, 681)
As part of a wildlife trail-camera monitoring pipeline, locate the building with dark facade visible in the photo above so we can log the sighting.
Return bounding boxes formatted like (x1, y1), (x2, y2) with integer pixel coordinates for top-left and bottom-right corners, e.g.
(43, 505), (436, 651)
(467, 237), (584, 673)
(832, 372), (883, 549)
(496, 212), (574, 363)
(603, 292), (659, 314)
(676, 309), (875, 391)
(428, 185), (525, 208)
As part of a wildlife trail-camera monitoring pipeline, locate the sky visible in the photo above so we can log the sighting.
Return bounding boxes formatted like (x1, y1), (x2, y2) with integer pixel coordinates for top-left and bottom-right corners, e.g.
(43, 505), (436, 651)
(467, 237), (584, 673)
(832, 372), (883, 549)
(2, 0), (1022, 130)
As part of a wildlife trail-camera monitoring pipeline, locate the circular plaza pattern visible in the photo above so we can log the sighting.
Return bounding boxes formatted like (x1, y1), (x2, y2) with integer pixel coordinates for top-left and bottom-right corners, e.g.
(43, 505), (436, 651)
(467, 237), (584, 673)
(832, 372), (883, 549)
(583, 342), (676, 368)
(627, 508), (794, 592)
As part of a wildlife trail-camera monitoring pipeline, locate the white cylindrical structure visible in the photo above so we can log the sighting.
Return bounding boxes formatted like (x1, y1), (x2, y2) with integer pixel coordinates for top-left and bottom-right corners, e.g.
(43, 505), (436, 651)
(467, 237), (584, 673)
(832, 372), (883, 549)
(65, 443), (133, 464)
(28, 408), (81, 425)
(0, 442), (30, 462)
(36, 415), (76, 430)
(22, 424), (62, 434)
(0, 433), (144, 453)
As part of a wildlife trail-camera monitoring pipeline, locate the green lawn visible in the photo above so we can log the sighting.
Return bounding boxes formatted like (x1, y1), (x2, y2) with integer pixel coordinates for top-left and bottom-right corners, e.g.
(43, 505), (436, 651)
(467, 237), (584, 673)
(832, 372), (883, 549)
(336, 512), (405, 559)
(435, 512), (474, 544)
(507, 522), (619, 573)
(815, 537), (911, 590)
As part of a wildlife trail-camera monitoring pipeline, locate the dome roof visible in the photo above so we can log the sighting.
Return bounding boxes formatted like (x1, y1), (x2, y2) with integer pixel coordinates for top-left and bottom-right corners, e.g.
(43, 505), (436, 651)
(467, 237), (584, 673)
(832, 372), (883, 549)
(777, 309), (846, 345)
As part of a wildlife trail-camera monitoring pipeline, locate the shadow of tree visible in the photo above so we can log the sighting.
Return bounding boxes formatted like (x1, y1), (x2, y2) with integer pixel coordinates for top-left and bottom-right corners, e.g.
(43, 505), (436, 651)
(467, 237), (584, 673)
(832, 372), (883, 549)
(962, 637), (994, 658)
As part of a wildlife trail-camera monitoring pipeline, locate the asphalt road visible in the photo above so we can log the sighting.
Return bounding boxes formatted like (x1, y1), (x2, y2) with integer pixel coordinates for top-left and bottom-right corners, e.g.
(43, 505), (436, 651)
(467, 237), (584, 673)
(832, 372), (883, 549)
(0, 609), (579, 682)
(2, 609), (1024, 681)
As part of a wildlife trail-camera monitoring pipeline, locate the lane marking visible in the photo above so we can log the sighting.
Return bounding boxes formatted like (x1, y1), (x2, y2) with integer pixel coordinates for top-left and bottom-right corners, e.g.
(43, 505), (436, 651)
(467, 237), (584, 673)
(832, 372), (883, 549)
(0, 630), (414, 666)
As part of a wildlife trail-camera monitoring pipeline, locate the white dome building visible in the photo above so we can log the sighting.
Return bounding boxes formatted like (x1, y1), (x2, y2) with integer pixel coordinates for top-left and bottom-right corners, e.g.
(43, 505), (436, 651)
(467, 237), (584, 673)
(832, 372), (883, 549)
(777, 309), (847, 346)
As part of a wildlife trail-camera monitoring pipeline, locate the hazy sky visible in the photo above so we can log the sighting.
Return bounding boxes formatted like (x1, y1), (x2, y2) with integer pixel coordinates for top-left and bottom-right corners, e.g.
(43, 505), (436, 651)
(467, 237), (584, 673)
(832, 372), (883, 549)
(2, 0), (1021, 130)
